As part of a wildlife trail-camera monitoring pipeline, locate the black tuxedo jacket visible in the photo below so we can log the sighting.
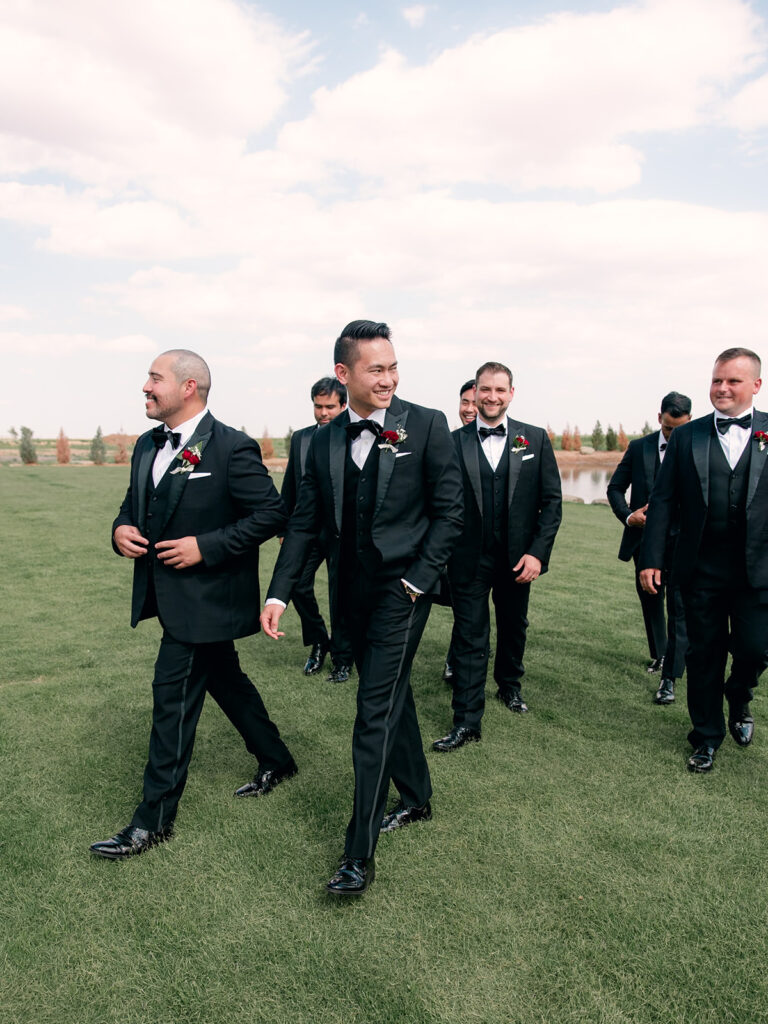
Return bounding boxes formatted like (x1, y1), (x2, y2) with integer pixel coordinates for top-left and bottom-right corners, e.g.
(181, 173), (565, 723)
(607, 431), (660, 561)
(267, 396), (463, 611)
(113, 412), (287, 644)
(448, 417), (562, 578)
(641, 411), (768, 589)
(281, 423), (316, 516)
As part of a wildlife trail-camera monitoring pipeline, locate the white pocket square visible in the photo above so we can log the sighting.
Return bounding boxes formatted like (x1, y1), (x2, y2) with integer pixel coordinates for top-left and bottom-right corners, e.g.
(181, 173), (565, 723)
(395, 451), (413, 458)
(521, 453), (535, 461)
(188, 471), (212, 478)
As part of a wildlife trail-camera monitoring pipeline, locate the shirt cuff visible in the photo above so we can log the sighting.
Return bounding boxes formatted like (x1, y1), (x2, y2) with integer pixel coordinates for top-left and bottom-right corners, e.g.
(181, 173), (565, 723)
(265, 597), (287, 609)
(401, 578), (423, 595)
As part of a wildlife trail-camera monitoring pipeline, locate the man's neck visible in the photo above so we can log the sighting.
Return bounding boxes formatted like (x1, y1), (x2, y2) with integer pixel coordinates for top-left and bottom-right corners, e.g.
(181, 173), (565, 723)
(713, 405), (753, 419)
(164, 403), (206, 430)
(348, 404), (387, 422)
(476, 412), (507, 429)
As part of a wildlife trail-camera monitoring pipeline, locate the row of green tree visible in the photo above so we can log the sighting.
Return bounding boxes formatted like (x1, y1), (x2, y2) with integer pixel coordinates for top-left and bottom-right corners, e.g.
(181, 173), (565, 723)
(10, 426), (128, 465)
(547, 420), (654, 451)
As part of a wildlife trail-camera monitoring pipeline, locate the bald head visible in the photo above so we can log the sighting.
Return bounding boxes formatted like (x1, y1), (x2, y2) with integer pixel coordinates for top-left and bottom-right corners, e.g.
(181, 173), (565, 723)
(161, 349), (211, 401)
(143, 349), (210, 428)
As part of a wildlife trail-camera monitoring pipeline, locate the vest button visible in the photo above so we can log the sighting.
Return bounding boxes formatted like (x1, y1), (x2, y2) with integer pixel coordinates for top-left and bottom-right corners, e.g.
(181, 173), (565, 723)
(147, 512), (153, 519)
(152, 496), (158, 502)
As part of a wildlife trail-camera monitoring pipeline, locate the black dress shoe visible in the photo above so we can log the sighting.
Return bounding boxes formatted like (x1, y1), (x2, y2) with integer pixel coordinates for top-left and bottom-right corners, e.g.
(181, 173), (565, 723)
(303, 640), (329, 676)
(234, 759), (297, 797)
(89, 823), (173, 860)
(496, 687), (529, 713)
(687, 745), (716, 773)
(326, 856), (374, 896)
(432, 725), (481, 752)
(653, 678), (675, 704)
(327, 662), (352, 683)
(728, 704), (755, 747)
(647, 657), (664, 674)
(442, 660), (453, 682)
(380, 800), (432, 833)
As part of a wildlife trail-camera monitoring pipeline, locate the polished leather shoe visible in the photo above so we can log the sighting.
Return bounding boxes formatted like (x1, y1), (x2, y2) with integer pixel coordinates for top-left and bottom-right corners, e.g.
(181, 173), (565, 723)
(442, 660), (453, 683)
(653, 678), (675, 704)
(496, 687), (529, 713)
(687, 745), (716, 773)
(728, 704), (755, 747)
(234, 759), (297, 797)
(432, 725), (481, 752)
(89, 823), (173, 859)
(327, 662), (351, 683)
(380, 799), (432, 833)
(647, 657), (664, 674)
(326, 856), (374, 896)
(303, 640), (329, 676)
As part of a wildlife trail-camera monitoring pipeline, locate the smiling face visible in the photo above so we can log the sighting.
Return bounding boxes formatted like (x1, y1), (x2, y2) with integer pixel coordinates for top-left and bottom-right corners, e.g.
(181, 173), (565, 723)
(142, 353), (201, 428)
(335, 338), (398, 417)
(710, 356), (762, 417)
(459, 386), (477, 425)
(475, 370), (514, 426)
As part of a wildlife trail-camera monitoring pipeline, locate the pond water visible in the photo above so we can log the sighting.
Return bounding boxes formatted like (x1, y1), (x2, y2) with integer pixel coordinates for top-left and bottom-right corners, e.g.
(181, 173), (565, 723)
(558, 465), (615, 504)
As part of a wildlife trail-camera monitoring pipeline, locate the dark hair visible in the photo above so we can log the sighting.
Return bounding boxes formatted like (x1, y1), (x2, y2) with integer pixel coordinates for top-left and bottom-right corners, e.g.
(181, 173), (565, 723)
(334, 320), (391, 367)
(311, 376), (347, 405)
(459, 380), (476, 397)
(475, 361), (513, 388)
(715, 347), (761, 376)
(660, 391), (692, 418)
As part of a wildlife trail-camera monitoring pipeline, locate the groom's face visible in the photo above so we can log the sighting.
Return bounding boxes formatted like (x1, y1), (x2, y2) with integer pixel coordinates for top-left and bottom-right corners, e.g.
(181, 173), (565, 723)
(476, 370), (514, 425)
(335, 338), (399, 417)
(710, 356), (761, 417)
(143, 354), (187, 424)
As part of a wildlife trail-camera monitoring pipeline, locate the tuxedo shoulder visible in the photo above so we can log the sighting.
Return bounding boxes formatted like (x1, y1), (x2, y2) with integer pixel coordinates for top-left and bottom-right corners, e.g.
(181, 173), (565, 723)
(507, 418), (548, 439)
(395, 397), (444, 420)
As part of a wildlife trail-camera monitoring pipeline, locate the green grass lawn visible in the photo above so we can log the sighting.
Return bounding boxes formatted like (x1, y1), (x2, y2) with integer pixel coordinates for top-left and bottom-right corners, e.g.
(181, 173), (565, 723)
(2, 466), (767, 1024)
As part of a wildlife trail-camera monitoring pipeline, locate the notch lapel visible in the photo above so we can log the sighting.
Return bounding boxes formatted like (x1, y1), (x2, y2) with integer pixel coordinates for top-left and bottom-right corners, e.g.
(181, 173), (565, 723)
(299, 426), (314, 476)
(328, 413), (348, 535)
(374, 400), (409, 519)
(460, 424), (482, 517)
(157, 412), (214, 534)
(506, 417), (523, 508)
(691, 416), (711, 506)
(747, 410), (768, 508)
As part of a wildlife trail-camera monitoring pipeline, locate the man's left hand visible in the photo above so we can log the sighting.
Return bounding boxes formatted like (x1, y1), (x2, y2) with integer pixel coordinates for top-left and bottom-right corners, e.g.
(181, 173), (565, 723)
(155, 536), (203, 569)
(513, 554), (542, 583)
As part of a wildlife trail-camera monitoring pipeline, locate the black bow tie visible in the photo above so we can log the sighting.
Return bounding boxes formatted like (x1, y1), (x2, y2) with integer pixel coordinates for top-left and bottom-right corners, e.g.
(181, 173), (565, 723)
(346, 420), (381, 440)
(659, 442), (667, 451)
(151, 426), (181, 449)
(716, 414), (751, 434)
(478, 425), (506, 440)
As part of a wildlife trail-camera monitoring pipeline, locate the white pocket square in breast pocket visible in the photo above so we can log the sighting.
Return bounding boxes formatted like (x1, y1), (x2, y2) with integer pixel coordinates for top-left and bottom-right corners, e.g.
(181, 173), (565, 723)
(395, 451), (413, 458)
(521, 453), (535, 461)
(188, 472), (212, 479)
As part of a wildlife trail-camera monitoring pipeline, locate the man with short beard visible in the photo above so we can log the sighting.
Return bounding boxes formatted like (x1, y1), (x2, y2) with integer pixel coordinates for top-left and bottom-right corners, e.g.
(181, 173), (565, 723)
(435, 361), (562, 751)
(90, 350), (295, 859)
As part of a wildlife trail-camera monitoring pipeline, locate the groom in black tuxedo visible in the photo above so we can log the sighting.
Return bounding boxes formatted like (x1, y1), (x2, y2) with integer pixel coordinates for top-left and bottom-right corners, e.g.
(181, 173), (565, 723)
(261, 320), (463, 895)
(90, 350), (296, 858)
(434, 361), (562, 751)
(641, 348), (768, 772)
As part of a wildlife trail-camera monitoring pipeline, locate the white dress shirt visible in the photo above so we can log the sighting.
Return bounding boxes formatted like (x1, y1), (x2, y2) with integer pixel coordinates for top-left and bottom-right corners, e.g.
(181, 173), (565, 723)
(714, 407), (753, 470)
(348, 406), (387, 469)
(476, 414), (507, 469)
(152, 407), (208, 486)
(658, 432), (668, 463)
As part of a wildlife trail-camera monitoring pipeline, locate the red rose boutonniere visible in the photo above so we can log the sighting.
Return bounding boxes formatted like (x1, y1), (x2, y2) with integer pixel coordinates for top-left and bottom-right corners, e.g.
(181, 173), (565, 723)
(171, 443), (203, 474)
(378, 427), (408, 453)
(511, 435), (530, 455)
(755, 430), (768, 453)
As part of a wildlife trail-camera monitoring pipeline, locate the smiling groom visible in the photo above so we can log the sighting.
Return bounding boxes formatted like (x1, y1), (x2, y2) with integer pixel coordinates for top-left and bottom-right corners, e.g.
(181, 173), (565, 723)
(261, 321), (463, 895)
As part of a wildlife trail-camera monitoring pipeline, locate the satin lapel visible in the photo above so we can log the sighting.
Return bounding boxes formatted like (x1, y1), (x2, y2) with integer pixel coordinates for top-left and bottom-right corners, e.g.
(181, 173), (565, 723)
(747, 410), (768, 508)
(643, 432), (659, 489)
(329, 412), (348, 535)
(691, 416), (711, 506)
(374, 401), (409, 518)
(299, 427), (313, 476)
(136, 437), (156, 533)
(506, 417), (523, 508)
(460, 426), (482, 517)
(158, 413), (214, 534)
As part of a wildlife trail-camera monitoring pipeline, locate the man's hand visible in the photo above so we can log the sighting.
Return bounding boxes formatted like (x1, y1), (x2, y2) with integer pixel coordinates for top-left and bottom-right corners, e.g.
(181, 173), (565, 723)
(113, 525), (149, 558)
(155, 536), (203, 569)
(260, 604), (285, 639)
(513, 554), (542, 584)
(627, 504), (648, 528)
(640, 568), (661, 594)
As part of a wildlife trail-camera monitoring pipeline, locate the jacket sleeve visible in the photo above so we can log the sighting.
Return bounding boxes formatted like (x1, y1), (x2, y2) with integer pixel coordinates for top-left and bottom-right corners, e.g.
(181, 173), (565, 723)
(525, 429), (562, 571)
(267, 434), (324, 603)
(639, 432), (679, 571)
(111, 439), (141, 555)
(606, 444), (634, 524)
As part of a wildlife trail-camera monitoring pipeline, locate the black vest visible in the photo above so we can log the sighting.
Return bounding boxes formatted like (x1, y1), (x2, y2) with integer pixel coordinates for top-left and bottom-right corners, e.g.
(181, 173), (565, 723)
(340, 442), (381, 578)
(697, 430), (750, 584)
(478, 439), (510, 552)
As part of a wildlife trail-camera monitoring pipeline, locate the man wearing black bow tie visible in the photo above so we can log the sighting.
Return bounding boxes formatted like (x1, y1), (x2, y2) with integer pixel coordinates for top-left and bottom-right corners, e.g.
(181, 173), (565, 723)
(261, 321), (463, 895)
(607, 392), (691, 703)
(90, 350), (295, 859)
(641, 348), (768, 773)
(433, 361), (562, 752)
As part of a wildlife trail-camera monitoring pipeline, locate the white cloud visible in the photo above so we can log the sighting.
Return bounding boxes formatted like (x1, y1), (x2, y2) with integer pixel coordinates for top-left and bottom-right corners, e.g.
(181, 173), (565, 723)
(729, 72), (768, 130)
(0, 305), (30, 321)
(0, 331), (156, 355)
(402, 5), (429, 28)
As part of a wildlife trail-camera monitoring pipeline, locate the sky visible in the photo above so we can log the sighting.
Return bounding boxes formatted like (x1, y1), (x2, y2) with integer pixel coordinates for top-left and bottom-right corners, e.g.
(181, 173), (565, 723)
(2, 0), (768, 439)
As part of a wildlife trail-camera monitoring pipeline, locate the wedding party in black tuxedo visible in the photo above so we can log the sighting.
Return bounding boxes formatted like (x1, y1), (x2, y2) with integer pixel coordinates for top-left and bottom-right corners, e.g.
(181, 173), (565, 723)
(89, 336), (768, 895)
